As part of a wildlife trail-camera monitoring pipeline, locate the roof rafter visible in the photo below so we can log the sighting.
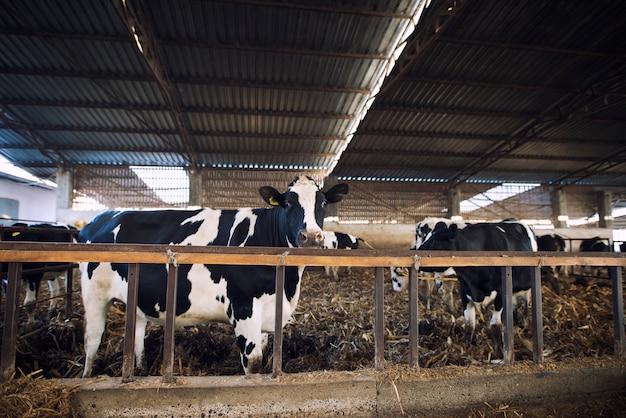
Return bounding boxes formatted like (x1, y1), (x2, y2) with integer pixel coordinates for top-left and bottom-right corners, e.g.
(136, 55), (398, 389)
(112, 0), (198, 168)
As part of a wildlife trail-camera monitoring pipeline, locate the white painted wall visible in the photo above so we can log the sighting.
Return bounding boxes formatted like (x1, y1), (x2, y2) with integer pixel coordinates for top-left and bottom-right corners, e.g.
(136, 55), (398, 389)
(0, 178), (56, 224)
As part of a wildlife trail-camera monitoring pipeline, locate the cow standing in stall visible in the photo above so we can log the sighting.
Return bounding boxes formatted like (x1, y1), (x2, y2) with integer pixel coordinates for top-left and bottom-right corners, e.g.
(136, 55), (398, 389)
(1, 222), (78, 326)
(321, 231), (363, 279)
(417, 219), (537, 360)
(390, 217), (462, 313)
(536, 234), (566, 294)
(578, 236), (611, 280)
(78, 176), (348, 377)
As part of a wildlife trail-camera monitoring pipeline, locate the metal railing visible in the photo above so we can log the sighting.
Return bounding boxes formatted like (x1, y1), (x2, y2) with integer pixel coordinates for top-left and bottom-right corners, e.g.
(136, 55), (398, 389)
(1, 242), (625, 382)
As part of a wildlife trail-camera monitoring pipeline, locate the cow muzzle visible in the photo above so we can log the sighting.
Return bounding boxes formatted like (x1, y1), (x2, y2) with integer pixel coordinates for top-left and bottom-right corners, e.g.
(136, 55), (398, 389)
(298, 230), (324, 247)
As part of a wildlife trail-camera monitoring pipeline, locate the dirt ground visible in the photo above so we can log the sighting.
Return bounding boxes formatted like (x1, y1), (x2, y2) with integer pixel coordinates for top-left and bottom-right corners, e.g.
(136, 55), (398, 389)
(1, 265), (625, 416)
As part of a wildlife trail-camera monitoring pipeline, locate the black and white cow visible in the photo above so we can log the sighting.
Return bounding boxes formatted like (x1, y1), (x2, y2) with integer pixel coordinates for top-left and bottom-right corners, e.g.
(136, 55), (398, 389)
(390, 217), (463, 312)
(78, 175), (348, 377)
(1, 222), (77, 326)
(321, 231), (362, 278)
(536, 234), (567, 294)
(578, 236), (611, 279)
(417, 219), (537, 359)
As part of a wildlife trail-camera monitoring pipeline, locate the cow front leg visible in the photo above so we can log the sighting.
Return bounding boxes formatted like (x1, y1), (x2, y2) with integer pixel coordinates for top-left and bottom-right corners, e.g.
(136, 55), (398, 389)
(134, 314), (148, 373)
(234, 319), (267, 376)
(463, 301), (477, 343)
(489, 309), (503, 360)
(23, 280), (38, 329)
(47, 275), (63, 320)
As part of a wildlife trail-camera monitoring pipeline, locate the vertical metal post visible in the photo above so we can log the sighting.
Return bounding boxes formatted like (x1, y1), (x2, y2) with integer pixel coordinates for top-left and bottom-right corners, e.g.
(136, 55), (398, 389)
(408, 266), (419, 368)
(374, 266), (385, 371)
(610, 266), (625, 357)
(1, 262), (22, 382)
(64, 266), (73, 319)
(502, 266), (514, 365)
(530, 266), (544, 363)
(162, 263), (178, 383)
(273, 265), (285, 377)
(122, 263), (140, 383)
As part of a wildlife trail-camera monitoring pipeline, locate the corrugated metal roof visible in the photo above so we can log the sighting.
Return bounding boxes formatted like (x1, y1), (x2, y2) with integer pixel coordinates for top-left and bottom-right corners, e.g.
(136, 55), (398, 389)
(1, 0), (625, 222)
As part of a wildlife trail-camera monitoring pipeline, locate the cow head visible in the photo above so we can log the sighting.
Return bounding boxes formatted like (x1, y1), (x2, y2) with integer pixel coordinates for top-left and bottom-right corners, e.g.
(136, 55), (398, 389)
(259, 176), (349, 248)
(418, 222), (457, 251)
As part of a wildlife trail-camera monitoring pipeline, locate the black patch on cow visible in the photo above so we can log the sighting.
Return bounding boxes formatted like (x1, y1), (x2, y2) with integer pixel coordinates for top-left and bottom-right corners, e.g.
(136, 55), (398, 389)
(229, 217), (251, 246)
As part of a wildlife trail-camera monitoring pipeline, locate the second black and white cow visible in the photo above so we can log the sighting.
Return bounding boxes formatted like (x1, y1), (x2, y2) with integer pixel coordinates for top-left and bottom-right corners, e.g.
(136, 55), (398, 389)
(536, 233), (567, 294)
(78, 175), (348, 377)
(390, 217), (463, 312)
(1, 222), (77, 326)
(321, 231), (362, 278)
(578, 236), (611, 279)
(418, 219), (537, 359)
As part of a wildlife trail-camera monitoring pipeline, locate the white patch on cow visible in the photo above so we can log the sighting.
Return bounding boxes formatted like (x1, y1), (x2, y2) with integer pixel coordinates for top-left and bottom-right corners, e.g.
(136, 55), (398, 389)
(179, 208), (223, 245)
(229, 209), (257, 246)
(150, 264), (230, 326)
(289, 177), (322, 235)
(464, 301), (477, 331)
(490, 309), (502, 326)
(111, 224), (121, 241)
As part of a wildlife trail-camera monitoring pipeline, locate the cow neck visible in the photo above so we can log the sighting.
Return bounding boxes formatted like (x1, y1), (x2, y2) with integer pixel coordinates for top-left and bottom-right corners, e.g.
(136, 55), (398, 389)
(256, 206), (291, 248)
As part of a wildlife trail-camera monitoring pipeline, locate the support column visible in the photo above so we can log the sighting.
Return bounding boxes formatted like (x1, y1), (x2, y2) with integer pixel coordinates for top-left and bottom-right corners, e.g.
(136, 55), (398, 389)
(551, 188), (568, 228)
(447, 187), (461, 220)
(598, 190), (613, 228)
(55, 167), (73, 211)
(187, 168), (203, 207)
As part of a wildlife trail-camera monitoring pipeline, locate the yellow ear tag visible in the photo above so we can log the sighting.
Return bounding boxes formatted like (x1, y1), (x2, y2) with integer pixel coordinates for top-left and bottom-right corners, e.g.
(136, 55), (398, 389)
(269, 196), (279, 206)
(12, 232), (21, 237)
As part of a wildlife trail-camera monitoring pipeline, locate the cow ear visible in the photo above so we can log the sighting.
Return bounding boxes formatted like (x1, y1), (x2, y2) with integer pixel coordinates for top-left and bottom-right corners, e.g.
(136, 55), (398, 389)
(259, 186), (284, 206)
(324, 183), (349, 203)
(447, 224), (458, 239)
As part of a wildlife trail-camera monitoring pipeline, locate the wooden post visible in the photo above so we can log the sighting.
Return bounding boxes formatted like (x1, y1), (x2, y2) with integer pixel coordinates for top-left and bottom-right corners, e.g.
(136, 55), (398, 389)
(273, 265), (285, 377)
(502, 266), (514, 365)
(122, 263), (140, 383)
(610, 266), (625, 357)
(162, 263), (178, 383)
(408, 266), (419, 368)
(530, 266), (544, 363)
(1, 263), (22, 382)
(374, 267), (385, 370)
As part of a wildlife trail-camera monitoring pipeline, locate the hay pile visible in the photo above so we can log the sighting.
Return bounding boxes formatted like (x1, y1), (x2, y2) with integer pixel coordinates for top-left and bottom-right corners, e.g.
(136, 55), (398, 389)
(0, 370), (78, 418)
(2, 266), (621, 378)
(1, 266), (624, 416)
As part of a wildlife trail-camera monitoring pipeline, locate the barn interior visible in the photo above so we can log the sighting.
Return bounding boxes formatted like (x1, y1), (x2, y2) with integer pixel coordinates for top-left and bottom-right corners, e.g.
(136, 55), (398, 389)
(1, 0), (625, 231)
(1, 1), (626, 417)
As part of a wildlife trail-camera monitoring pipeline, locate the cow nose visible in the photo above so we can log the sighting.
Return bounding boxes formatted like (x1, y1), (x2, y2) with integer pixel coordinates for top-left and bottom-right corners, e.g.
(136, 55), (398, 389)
(298, 230), (324, 247)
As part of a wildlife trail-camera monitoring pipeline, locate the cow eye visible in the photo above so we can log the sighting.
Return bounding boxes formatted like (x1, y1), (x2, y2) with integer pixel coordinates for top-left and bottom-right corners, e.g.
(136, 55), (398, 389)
(321, 200), (328, 208)
(284, 200), (292, 208)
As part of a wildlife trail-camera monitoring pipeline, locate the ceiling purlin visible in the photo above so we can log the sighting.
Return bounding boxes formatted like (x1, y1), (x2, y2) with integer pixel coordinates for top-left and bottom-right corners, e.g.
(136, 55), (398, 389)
(0, 104), (68, 168)
(347, 149), (599, 163)
(438, 37), (626, 60)
(112, 0), (198, 169)
(0, 67), (370, 95)
(1, 99), (356, 121)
